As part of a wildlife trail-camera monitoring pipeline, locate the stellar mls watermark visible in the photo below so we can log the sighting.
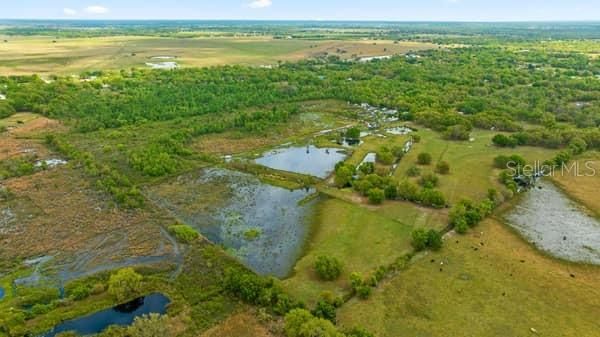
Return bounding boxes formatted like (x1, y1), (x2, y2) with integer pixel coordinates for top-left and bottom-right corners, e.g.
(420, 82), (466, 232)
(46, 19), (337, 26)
(507, 160), (598, 178)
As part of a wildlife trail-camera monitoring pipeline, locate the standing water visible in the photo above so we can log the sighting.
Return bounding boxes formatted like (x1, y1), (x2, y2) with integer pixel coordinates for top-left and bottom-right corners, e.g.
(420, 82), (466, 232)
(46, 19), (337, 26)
(43, 293), (170, 337)
(504, 179), (600, 265)
(255, 145), (347, 178)
(146, 168), (318, 278)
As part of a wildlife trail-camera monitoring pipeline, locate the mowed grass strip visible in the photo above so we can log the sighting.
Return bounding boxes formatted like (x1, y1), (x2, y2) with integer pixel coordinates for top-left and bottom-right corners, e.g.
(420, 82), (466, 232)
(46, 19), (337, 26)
(337, 218), (600, 337)
(282, 197), (414, 305)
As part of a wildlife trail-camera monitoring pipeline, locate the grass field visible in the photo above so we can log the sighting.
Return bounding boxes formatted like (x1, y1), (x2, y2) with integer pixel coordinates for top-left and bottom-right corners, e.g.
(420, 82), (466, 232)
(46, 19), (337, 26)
(394, 128), (559, 204)
(282, 197), (415, 304)
(337, 218), (600, 337)
(0, 36), (436, 75)
(550, 151), (600, 214)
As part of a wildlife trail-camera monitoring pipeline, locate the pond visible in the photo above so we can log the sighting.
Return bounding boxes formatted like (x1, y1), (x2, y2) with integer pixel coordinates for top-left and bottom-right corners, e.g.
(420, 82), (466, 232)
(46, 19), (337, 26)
(504, 179), (600, 265)
(43, 293), (170, 337)
(0, 287), (4, 301)
(254, 145), (347, 179)
(146, 168), (318, 278)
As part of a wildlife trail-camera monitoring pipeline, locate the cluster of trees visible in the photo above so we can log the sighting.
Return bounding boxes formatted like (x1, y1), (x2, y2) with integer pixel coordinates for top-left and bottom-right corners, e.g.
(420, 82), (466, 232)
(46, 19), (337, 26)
(397, 180), (447, 208)
(108, 268), (143, 302)
(334, 162), (399, 205)
(449, 196), (496, 234)
(411, 229), (443, 251)
(314, 256), (343, 281)
(46, 135), (145, 208)
(285, 309), (373, 337)
(223, 267), (303, 315)
(2, 44), (598, 138)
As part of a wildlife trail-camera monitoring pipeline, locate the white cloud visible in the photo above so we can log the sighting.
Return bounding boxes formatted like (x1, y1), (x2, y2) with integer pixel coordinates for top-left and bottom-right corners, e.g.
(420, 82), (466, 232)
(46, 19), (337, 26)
(63, 8), (77, 16)
(84, 5), (109, 15)
(248, 0), (272, 9)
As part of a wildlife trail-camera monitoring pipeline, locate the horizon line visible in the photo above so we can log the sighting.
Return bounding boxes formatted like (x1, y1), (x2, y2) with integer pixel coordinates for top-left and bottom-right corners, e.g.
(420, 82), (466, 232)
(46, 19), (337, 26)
(1, 18), (600, 23)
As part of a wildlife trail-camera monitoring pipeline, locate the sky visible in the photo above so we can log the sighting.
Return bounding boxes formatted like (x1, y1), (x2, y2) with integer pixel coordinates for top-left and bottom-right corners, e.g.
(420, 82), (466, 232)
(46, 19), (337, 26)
(1, 0), (599, 21)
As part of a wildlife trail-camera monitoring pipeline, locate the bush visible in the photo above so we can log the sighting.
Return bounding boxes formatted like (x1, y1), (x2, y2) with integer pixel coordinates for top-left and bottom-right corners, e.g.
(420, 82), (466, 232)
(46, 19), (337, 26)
(384, 184), (398, 200)
(168, 224), (199, 243)
(376, 147), (395, 165)
(397, 180), (420, 202)
(285, 309), (343, 337)
(492, 134), (518, 148)
(367, 188), (385, 204)
(411, 229), (443, 251)
(108, 268), (143, 302)
(334, 163), (355, 188)
(314, 256), (343, 281)
(418, 188), (446, 208)
(345, 127), (361, 140)
(406, 165), (421, 177)
(417, 152), (432, 165)
(356, 286), (372, 300)
(312, 300), (337, 322)
(69, 284), (91, 301)
(127, 313), (170, 337)
(435, 161), (450, 174)
(444, 124), (471, 141)
(411, 229), (429, 251)
(419, 173), (439, 188)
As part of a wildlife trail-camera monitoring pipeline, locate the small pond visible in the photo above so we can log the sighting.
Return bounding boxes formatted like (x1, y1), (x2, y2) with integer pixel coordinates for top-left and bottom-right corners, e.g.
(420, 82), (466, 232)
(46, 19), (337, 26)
(254, 145), (347, 178)
(504, 179), (600, 265)
(43, 293), (170, 337)
(146, 168), (318, 278)
(0, 287), (5, 301)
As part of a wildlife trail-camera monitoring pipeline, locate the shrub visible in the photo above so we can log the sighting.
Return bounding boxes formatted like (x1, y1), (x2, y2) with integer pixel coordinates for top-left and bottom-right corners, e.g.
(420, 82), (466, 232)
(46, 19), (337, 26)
(411, 229), (429, 251)
(376, 147), (395, 165)
(417, 152), (432, 165)
(334, 163), (355, 188)
(435, 161), (450, 174)
(108, 268), (143, 302)
(367, 188), (385, 204)
(418, 188), (446, 208)
(345, 127), (361, 140)
(168, 224), (199, 243)
(384, 184), (398, 200)
(492, 134), (518, 148)
(314, 256), (343, 281)
(127, 313), (170, 337)
(69, 284), (91, 301)
(444, 124), (471, 141)
(285, 309), (343, 337)
(397, 180), (420, 202)
(312, 300), (337, 322)
(406, 165), (421, 177)
(355, 286), (372, 300)
(411, 229), (443, 251)
(419, 173), (439, 188)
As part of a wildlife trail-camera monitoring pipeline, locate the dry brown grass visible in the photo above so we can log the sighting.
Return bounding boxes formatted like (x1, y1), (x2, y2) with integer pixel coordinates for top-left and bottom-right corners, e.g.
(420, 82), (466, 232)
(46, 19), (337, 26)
(0, 113), (64, 160)
(550, 152), (600, 213)
(200, 310), (278, 337)
(1, 167), (174, 266)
